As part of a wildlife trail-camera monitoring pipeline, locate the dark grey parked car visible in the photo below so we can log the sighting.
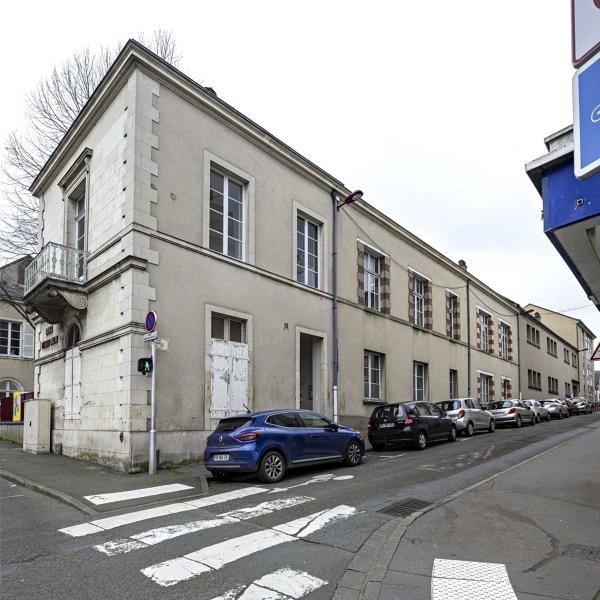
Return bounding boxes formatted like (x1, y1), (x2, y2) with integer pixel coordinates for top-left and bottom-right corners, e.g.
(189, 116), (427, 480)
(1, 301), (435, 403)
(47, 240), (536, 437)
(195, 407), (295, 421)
(487, 400), (535, 427)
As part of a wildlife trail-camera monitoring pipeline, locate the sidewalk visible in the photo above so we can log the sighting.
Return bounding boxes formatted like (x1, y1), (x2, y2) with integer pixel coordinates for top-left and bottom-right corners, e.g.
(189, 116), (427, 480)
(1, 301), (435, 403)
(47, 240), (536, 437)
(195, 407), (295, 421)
(335, 422), (600, 600)
(0, 440), (209, 514)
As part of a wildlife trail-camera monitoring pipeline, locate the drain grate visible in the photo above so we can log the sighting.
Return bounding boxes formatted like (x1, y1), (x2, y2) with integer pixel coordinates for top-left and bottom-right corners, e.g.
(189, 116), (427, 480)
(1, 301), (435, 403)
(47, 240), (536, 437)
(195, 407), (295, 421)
(377, 497), (432, 517)
(564, 544), (600, 561)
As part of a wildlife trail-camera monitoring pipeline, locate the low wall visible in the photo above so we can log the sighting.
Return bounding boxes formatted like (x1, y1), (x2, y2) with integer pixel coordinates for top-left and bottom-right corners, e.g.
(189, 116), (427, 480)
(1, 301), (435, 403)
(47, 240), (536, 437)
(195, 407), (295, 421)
(0, 422), (24, 444)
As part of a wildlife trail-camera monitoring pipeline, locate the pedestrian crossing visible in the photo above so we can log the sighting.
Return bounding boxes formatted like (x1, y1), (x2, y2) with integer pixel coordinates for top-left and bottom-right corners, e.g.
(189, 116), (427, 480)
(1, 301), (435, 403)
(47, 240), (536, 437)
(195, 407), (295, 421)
(57, 478), (359, 598)
(84, 483), (194, 505)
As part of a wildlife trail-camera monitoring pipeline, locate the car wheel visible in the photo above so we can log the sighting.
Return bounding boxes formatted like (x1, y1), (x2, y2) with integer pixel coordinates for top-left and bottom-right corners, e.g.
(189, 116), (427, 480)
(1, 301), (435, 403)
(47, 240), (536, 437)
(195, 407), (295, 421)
(515, 415), (522, 428)
(488, 419), (496, 433)
(448, 426), (457, 442)
(415, 431), (427, 450)
(530, 415), (536, 425)
(536, 414), (541, 423)
(558, 411), (563, 419)
(546, 414), (551, 422)
(258, 451), (286, 484)
(344, 440), (363, 467)
(465, 421), (475, 437)
(371, 443), (385, 452)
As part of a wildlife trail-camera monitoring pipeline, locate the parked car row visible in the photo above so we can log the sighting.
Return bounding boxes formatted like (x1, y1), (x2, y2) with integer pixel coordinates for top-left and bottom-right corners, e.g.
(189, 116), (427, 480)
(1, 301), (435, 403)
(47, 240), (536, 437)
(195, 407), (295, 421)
(203, 396), (594, 484)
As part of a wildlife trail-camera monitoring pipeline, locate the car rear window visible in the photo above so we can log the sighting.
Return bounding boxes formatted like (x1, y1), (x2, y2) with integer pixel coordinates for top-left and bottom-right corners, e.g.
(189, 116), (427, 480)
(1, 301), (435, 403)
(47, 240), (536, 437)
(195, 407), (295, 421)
(488, 401), (513, 409)
(371, 404), (404, 420)
(437, 400), (461, 411)
(215, 417), (253, 433)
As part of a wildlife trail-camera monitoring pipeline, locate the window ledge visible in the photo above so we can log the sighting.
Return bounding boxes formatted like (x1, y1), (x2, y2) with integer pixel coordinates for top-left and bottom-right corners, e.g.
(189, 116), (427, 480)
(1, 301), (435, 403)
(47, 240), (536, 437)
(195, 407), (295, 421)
(363, 399), (386, 405)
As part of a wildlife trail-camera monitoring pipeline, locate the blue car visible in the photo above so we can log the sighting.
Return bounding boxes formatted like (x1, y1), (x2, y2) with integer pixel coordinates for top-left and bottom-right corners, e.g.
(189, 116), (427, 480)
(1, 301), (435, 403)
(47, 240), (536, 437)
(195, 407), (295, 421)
(204, 409), (365, 483)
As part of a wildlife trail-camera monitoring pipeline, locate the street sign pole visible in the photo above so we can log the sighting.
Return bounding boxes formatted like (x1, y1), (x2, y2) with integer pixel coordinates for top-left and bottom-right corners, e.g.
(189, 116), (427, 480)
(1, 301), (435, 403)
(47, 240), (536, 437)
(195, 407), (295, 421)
(148, 337), (157, 475)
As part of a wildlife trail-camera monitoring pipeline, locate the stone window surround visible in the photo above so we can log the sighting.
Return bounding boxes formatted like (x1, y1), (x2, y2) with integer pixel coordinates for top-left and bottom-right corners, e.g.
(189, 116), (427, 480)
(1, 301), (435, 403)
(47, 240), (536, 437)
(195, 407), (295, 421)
(202, 150), (256, 265)
(364, 350), (385, 403)
(498, 318), (512, 361)
(358, 239), (390, 314)
(204, 303), (254, 429)
(292, 200), (328, 292)
(408, 267), (432, 330)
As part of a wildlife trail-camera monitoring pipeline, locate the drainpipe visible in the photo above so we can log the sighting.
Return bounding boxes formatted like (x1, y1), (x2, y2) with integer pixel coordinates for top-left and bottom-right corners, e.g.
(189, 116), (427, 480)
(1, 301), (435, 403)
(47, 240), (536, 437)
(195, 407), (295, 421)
(466, 279), (471, 397)
(331, 189), (339, 423)
(517, 312), (522, 397)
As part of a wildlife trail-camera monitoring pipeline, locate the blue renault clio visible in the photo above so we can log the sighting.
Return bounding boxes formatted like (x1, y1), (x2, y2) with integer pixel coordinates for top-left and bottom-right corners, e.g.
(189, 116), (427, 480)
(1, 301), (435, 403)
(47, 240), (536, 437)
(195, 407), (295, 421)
(204, 409), (365, 483)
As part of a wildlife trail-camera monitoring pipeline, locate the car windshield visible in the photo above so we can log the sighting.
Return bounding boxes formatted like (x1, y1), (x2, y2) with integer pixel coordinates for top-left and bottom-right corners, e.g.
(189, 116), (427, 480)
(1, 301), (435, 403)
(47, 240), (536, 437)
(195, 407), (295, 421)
(371, 404), (404, 420)
(437, 400), (461, 411)
(488, 401), (513, 409)
(215, 417), (253, 433)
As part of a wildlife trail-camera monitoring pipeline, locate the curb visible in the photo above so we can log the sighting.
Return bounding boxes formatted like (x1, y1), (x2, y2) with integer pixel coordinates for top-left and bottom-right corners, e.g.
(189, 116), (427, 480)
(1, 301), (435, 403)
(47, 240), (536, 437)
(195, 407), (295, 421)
(0, 469), (98, 516)
(334, 425), (598, 599)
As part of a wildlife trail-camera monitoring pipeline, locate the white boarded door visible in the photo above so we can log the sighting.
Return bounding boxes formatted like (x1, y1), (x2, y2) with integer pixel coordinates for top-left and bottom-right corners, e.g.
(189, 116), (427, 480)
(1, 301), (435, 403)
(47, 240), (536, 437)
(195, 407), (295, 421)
(210, 339), (248, 418)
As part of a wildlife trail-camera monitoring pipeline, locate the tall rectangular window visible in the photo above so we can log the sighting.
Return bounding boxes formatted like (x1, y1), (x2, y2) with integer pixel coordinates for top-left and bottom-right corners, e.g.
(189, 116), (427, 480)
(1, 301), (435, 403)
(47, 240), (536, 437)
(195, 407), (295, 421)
(209, 169), (244, 260)
(297, 215), (319, 288)
(364, 352), (383, 401)
(1, 320), (34, 359)
(499, 322), (509, 359)
(480, 374), (491, 405)
(448, 294), (458, 338)
(413, 362), (428, 402)
(501, 377), (511, 400)
(449, 369), (458, 399)
(363, 251), (381, 310)
(528, 369), (541, 390)
(479, 312), (490, 351)
(413, 277), (425, 327)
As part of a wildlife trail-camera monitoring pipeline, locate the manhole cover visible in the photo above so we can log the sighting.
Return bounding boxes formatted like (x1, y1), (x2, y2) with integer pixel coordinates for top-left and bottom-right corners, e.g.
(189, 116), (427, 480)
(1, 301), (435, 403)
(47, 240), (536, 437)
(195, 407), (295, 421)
(377, 497), (431, 517)
(564, 544), (600, 561)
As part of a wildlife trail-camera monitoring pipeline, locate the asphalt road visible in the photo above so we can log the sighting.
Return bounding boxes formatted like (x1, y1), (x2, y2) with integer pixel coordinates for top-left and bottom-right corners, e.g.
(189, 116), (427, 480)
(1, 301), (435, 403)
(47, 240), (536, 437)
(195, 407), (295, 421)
(2, 413), (598, 600)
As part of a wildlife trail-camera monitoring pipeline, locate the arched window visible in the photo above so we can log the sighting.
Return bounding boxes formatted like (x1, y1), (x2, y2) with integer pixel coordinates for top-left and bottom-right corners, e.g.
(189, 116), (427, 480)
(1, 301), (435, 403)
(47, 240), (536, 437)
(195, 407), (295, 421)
(0, 379), (22, 398)
(65, 323), (81, 348)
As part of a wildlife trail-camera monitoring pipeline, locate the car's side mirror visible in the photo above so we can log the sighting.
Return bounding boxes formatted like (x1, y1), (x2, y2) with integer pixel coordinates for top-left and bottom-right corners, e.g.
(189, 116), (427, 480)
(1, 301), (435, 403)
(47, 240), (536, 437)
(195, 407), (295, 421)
(328, 423), (339, 431)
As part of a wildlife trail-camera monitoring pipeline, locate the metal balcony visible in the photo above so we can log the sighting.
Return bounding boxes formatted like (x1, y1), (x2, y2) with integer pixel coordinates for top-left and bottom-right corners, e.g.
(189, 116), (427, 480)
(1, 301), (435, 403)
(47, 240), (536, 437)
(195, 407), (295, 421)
(24, 243), (89, 323)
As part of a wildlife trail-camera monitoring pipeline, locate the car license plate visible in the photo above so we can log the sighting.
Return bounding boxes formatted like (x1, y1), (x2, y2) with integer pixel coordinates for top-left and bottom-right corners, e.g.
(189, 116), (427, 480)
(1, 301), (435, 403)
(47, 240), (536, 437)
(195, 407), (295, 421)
(379, 423), (394, 428)
(213, 454), (230, 462)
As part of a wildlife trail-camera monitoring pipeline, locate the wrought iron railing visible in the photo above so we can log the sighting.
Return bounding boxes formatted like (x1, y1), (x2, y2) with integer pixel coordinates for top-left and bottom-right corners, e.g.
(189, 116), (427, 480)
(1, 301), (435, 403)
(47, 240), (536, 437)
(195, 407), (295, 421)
(24, 242), (88, 295)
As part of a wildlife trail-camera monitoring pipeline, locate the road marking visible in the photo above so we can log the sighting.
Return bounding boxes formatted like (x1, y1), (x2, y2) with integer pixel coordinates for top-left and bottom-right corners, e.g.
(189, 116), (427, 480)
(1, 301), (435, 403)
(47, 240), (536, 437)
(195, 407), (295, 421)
(211, 568), (328, 599)
(458, 438), (474, 442)
(267, 473), (353, 494)
(84, 483), (194, 505)
(95, 496), (314, 555)
(379, 454), (406, 461)
(0, 494), (24, 499)
(142, 505), (355, 587)
(59, 487), (266, 537)
(431, 558), (518, 600)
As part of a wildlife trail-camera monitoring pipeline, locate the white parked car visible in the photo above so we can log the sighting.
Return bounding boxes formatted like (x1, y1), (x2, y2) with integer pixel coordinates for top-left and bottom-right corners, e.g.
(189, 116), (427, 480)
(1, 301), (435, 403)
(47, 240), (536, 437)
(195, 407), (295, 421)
(435, 398), (495, 436)
(522, 399), (550, 423)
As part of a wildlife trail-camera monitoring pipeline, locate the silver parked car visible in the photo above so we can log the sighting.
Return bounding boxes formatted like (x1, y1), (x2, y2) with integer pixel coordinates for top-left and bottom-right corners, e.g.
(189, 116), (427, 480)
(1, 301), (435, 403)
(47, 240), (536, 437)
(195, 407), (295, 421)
(487, 399), (535, 428)
(435, 398), (495, 436)
(539, 399), (569, 419)
(572, 397), (592, 414)
(522, 399), (550, 423)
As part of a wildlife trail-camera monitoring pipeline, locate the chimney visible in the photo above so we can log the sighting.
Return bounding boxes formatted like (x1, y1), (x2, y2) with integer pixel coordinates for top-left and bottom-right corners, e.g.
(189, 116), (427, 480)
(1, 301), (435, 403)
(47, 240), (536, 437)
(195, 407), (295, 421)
(534, 312), (541, 320)
(458, 259), (468, 270)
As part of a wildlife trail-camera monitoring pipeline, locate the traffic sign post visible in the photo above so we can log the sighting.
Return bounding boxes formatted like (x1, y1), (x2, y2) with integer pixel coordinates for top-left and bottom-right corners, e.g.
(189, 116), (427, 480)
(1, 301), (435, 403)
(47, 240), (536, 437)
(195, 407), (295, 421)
(573, 50), (600, 179)
(145, 311), (158, 475)
(592, 342), (600, 360)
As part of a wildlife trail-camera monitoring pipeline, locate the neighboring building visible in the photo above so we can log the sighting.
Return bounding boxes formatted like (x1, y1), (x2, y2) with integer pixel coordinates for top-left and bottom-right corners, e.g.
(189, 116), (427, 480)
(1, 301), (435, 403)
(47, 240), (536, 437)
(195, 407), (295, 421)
(524, 303), (596, 401)
(525, 126), (600, 311)
(20, 41), (586, 471)
(0, 256), (35, 398)
(516, 309), (580, 401)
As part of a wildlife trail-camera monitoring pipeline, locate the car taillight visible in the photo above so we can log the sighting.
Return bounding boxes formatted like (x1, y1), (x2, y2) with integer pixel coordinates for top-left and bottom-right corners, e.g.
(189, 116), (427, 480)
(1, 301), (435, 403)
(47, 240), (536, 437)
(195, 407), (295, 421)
(367, 423), (372, 432)
(234, 431), (261, 442)
(508, 408), (517, 414)
(404, 414), (414, 426)
(458, 409), (465, 419)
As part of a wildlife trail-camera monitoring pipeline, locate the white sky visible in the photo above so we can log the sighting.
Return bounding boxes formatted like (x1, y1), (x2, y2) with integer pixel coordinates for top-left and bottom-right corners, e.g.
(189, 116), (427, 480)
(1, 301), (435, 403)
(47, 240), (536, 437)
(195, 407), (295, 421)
(1, 0), (599, 347)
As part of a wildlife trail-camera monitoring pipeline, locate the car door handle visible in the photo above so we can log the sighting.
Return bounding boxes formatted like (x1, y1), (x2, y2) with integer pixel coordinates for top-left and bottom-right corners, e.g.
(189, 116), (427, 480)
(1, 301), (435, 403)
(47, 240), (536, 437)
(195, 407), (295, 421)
(310, 434), (319, 438)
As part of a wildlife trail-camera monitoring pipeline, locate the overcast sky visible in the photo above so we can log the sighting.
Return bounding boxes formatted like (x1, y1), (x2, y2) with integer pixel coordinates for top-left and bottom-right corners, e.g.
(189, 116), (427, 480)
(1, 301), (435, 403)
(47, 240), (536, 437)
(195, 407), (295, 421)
(1, 0), (599, 346)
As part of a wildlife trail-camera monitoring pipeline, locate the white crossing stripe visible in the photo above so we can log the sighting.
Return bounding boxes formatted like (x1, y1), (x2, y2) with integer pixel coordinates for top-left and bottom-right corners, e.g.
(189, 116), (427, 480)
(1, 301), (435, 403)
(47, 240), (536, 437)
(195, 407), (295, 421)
(211, 568), (328, 599)
(431, 558), (518, 600)
(84, 483), (194, 505)
(95, 496), (314, 555)
(142, 505), (356, 587)
(59, 487), (266, 537)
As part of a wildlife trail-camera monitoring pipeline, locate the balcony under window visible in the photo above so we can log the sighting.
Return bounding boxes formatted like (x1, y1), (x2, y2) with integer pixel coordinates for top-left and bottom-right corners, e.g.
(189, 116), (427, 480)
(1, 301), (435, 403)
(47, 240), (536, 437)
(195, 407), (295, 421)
(23, 242), (89, 323)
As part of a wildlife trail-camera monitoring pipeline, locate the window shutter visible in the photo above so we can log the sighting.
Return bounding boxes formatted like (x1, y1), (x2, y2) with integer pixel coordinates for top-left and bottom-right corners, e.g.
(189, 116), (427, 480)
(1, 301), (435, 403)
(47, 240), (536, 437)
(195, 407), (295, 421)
(476, 310), (481, 349)
(357, 241), (365, 305)
(408, 272), (414, 323)
(445, 293), (451, 336)
(381, 256), (391, 314)
(22, 323), (34, 359)
(64, 349), (73, 418)
(454, 296), (461, 340)
(72, 347), (81, 417)
(424, 281), (433, 330)
(487, 316), (494, 354)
